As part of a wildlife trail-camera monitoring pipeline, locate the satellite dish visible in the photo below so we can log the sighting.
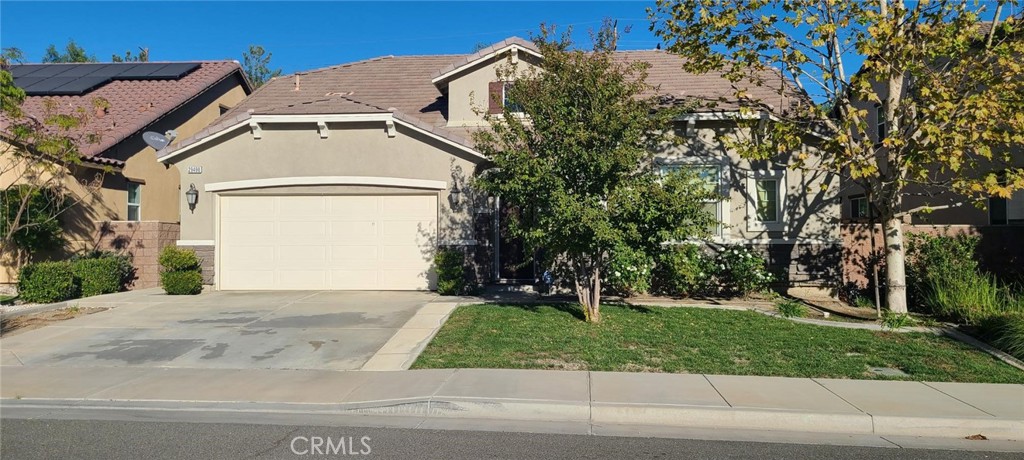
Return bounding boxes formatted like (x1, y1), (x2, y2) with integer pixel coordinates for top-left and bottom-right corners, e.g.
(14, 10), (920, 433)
(143, 131), (170, 150)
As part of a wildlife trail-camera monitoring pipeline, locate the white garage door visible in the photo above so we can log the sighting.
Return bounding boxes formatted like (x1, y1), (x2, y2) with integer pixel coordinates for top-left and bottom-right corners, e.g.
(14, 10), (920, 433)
(219, 195), (437, 290)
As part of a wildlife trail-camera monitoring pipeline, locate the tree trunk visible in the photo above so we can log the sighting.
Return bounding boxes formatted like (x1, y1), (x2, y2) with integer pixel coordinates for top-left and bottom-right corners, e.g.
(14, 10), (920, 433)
(574, 262), (602, 323)
(882, 213), (908, 313)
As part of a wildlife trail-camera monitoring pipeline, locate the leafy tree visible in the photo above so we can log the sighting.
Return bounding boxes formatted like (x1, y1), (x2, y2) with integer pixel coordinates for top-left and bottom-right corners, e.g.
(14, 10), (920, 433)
(112, 47), (149, 62)
(650, 0), (1024, 313)
(42, 39), (96, 63)
(241, 45), (282, 88)
(473, 25), (719, 322)
(1, 69), (109, 266)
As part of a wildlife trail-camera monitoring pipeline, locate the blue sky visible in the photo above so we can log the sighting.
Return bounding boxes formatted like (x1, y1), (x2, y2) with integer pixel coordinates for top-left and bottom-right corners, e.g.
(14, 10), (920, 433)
(1, 1), (663, 73)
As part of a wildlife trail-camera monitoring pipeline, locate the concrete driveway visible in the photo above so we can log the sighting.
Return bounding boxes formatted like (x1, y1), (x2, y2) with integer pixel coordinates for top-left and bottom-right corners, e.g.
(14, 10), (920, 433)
(0, 290), (439, 371)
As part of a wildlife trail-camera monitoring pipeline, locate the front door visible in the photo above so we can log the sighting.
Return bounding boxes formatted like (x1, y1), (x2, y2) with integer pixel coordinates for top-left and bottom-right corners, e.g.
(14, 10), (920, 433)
(497, 199), (537, 282)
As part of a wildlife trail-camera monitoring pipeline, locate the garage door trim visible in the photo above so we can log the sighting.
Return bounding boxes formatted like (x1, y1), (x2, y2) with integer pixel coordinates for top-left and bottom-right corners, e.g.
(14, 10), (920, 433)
(206, 176), (447, 193)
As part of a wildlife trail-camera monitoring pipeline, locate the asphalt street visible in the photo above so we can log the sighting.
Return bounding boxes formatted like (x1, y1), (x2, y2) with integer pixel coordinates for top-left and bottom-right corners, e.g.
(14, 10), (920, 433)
(1, 418), (1020, 460)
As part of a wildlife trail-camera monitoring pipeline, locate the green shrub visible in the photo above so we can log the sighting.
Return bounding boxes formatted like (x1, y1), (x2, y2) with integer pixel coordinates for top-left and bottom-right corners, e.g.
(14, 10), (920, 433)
(604, 244), (653, 296)
(652, 244), (715, 297)
(159, 246), (203, 295)
(881, 310), (914, 331)
(435, 248), (466, 296)
(17, 261), (79, 303)
(922, 272), (1007, 324)
(71, 257), (122, 297)
(714, 245), (774, 296)
(158, 246), (201, 272)
(978, 313), (1024, 360)
(71, 249), (134, 290)
(776, 299), (808, 318)
(908, 233), (1024, 324)
(160, 270), (203, 295)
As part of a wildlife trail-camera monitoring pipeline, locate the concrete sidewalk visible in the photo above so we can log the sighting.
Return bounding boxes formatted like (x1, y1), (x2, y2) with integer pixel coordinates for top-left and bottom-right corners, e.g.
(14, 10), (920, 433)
(1, 366), (1021, 443)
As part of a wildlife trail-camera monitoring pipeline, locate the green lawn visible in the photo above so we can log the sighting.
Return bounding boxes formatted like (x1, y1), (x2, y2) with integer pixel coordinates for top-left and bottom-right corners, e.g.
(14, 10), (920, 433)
(412, 303), (1024, 383)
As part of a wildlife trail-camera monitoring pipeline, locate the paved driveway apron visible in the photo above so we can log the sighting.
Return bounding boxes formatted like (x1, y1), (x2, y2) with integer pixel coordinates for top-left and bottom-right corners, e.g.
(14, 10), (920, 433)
(0, 291), (436, 370)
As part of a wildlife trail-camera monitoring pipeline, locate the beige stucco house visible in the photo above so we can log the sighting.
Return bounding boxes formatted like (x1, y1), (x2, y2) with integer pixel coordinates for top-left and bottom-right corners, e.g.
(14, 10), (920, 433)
(1, 61), (251, 288)
(156, 38), (839, 291)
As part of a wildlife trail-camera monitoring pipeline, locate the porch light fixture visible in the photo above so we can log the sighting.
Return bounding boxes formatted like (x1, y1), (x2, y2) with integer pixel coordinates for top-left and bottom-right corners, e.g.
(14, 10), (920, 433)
(450, 182), (462, 204)
(185, 183), (199, 213)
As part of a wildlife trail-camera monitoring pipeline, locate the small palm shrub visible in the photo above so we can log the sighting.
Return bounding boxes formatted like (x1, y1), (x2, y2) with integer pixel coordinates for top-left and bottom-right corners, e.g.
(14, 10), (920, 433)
(159, 246), (202, 295)
(435, 248), (466, 295)
(881, 310), (915, 331)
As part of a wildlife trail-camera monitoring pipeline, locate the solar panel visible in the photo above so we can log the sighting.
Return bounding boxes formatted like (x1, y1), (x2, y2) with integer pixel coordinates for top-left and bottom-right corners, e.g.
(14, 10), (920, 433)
(57, 65), (111, 78)
(10, 62), (202, 96)
(12, 77), (46, 90)
(148, 63), (200, 79)
(10, 65), (46, 78)
(19, 64), (76, 78)
(46, 76), (110, 95)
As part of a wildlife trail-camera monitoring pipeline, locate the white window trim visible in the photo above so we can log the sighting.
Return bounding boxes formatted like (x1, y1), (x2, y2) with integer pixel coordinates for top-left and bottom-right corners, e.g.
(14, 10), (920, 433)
(127, 182), (142, 222)
(745, 170), (786, 232)
(657, 156), (731, 243)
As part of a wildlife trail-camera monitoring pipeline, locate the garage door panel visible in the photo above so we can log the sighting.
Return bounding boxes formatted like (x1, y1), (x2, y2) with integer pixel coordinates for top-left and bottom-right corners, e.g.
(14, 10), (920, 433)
(328, 196), (379, 218)
(220, 194), (437, 290)
(222, 221), (275, 238)
(222, 269), (275, 288)
(330, 246), (378, 265)
(279, 196), (327, 217)
(221, 245), (276, 267)
(329, 221), (376, 241)
(382, 196), (436, 217)
(279, 270), (328, 290)
(278, 246), (328, 268)
(279, 221), (328, 238)
(226, 197), (274, 218)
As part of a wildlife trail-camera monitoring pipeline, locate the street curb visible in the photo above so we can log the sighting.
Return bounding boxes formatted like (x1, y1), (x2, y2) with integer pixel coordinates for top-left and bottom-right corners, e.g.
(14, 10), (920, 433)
(3, 396), (1021, 442)
(590, 403), (875, 435)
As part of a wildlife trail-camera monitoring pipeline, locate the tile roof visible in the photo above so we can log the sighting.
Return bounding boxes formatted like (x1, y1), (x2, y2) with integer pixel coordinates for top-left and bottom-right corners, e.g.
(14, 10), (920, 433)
(161, 40), (809, 160)
(431, 36), (541, 83)
(2, 61), (247, 163)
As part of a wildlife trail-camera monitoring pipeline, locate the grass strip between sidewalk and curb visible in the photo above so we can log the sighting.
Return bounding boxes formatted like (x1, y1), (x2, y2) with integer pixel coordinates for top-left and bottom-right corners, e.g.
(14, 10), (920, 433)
(411, 303), (1024, 384)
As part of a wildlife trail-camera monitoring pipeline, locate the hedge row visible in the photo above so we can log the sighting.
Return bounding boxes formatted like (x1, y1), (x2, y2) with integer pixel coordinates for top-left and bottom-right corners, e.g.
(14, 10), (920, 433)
(18, 252), (132, 303)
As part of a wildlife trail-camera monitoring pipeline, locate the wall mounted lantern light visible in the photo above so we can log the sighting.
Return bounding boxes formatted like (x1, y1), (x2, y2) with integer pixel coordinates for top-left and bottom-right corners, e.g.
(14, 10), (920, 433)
(449, 182), (462, 204)
(185, 183), (199, 213)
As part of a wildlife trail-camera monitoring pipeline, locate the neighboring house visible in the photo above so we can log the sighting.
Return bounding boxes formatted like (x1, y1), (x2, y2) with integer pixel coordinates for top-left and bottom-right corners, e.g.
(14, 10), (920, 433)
(156, 37), (839, 291)
(1, 61), (252, 288)
(840, 22), (1024, 287)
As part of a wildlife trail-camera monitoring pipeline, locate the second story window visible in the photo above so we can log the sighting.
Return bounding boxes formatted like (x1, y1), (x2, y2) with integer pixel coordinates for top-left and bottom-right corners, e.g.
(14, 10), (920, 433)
(127, 182), (141, 221)
(488, 81), (523, 115)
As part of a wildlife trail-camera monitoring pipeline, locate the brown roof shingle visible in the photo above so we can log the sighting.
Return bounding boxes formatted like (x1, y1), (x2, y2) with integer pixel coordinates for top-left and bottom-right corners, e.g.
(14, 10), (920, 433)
(163, 40), (809, 159)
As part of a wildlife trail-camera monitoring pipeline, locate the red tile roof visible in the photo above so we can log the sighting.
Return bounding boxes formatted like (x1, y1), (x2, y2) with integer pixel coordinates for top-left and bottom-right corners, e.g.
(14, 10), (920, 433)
(3, 61), (247, 164)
